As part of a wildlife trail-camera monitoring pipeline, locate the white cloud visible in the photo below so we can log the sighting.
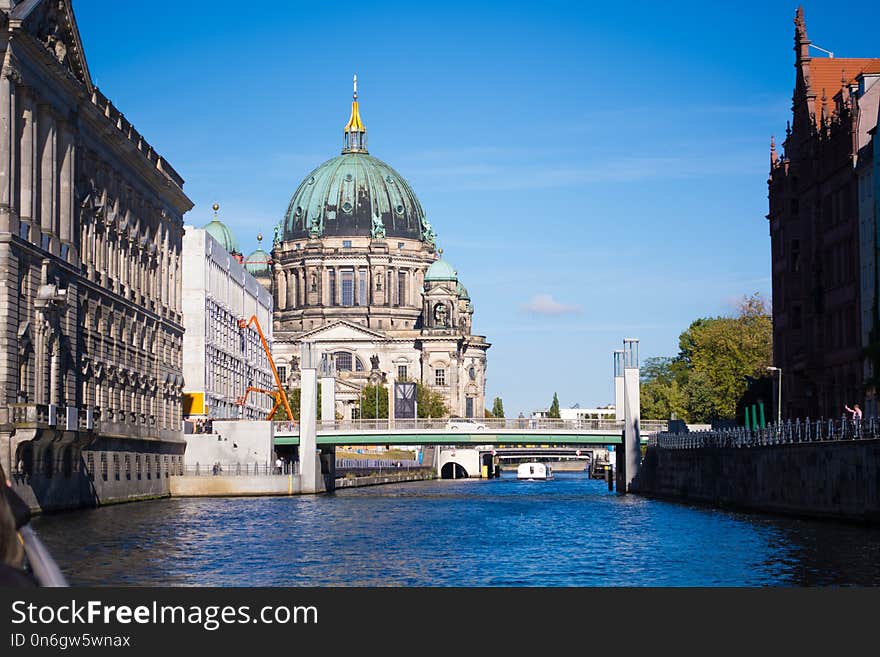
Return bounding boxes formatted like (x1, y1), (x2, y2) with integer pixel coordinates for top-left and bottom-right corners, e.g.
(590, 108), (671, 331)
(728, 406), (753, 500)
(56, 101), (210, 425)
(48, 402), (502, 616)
(521, 294), (582, 316)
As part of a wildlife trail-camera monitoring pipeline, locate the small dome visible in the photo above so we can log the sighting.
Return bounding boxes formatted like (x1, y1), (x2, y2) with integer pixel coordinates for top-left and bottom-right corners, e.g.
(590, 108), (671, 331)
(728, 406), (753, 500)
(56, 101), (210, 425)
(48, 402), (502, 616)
(245, 233), (271, 276)
(457, 282), (470, 300)
(203, 215), (240, 255)
(425, 259), (457, 282)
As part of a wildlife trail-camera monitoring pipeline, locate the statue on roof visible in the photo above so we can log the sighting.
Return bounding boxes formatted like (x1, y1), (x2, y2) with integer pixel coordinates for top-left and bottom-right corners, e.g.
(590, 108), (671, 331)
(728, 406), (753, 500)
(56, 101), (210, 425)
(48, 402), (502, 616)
(371, 214), (386, 240)
(421, 216), (436, 246)
(308, 214), (321, 239)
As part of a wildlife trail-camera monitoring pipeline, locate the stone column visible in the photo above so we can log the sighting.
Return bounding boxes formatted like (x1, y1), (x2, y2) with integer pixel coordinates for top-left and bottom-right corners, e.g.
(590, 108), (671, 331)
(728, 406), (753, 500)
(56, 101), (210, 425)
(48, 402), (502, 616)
(277, 270), (287, 309)
(299, 346), (320, 494)
(38, 105), (56, 252)
(19, 90), (36, 236)
(320, 371), (335, 430)
(619, 338), (641, 494)
(0, 72), (19, 233)
(58, 123), (74, 252)
(32, 318), (45, 404)
(613, 349), (624, 421)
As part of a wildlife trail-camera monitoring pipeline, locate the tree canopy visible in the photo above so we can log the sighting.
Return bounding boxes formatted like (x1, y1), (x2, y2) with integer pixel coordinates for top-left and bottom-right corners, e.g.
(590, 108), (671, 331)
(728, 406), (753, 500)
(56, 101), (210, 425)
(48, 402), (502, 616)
(417, 383), (449, 418)
(640, 293), (772, 423)
(491, 397), (504, 418)
(548, 392), (561, 418)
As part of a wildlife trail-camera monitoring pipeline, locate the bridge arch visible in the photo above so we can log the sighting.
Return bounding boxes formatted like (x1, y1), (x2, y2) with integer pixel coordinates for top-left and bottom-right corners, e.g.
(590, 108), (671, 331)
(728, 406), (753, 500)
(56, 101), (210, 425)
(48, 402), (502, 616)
(440, 462), (469, 479)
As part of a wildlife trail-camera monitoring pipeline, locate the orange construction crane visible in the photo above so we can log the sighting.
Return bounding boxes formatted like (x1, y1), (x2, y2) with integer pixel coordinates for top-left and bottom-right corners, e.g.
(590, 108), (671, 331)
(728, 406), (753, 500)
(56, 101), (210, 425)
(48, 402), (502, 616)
(237, 315), (294, 421)
(235, 386), (291, 420)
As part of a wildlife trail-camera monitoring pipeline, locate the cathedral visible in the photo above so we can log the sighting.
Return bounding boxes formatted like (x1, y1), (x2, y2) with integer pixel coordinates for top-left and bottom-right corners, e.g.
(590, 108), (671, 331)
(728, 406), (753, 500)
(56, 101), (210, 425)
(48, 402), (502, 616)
(263, 78), (490, 419)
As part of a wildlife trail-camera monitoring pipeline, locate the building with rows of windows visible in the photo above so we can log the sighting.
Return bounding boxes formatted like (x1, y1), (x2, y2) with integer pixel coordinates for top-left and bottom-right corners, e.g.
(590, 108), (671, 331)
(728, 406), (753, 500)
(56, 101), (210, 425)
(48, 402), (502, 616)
(268, 78), (490, 419)
(0, 0), (191, 510)
(181, 214), (274, 421)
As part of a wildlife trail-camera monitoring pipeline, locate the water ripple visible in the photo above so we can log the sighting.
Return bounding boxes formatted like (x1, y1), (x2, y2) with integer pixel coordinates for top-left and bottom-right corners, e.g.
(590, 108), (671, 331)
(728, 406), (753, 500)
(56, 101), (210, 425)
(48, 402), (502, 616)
(30, 474), (880, 586)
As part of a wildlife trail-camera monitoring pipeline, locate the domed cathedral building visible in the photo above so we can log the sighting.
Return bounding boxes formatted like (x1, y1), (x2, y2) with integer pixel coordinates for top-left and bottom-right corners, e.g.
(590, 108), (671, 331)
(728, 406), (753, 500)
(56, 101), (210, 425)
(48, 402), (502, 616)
(270, 78), (490, 419)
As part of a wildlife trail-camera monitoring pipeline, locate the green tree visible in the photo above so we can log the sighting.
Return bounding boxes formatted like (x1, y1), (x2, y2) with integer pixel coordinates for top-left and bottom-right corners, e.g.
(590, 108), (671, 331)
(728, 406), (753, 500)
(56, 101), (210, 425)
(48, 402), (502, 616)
(640, 356), (689, 421)
(548, 392), (561, 418)
(678, 294), (772, 420)
(361, 384), (389, 419)
(491, 396), (505, 418)
(272, 384), (321, 421)
(417, 383), (448, 418)
(639, 293), (772, 423)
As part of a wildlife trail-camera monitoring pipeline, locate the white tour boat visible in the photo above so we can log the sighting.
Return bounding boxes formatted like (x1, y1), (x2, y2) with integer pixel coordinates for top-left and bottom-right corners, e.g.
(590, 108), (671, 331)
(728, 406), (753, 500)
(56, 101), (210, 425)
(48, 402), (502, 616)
(516, 462), (553, 480)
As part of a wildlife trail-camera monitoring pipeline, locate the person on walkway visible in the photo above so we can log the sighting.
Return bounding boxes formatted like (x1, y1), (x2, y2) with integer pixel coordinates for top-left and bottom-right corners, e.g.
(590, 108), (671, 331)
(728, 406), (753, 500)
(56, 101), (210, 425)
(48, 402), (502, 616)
(845, 403), (863, 421)
(275, 457), (283, 474)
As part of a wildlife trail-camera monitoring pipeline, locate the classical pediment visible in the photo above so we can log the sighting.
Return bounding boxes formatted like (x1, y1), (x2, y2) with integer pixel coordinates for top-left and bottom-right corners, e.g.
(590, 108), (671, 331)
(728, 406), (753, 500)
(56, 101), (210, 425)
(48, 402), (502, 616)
(298, 320), (387, 343)
(13, 0), (93, 90)
(423, 283), (456, 298)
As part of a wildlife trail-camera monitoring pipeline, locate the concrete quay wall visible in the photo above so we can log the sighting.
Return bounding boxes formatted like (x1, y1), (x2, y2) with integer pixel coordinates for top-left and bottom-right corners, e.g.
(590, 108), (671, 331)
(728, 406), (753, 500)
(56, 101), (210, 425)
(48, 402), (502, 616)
(170, 474), (307, 497)
(632, 439), (880, 524)
(335, 470), (436, 489)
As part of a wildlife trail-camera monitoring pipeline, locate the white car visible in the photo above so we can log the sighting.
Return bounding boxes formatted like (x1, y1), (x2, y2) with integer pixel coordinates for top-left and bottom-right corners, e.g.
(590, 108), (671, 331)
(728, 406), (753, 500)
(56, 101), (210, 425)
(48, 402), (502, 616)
(446, 419), (487, 431)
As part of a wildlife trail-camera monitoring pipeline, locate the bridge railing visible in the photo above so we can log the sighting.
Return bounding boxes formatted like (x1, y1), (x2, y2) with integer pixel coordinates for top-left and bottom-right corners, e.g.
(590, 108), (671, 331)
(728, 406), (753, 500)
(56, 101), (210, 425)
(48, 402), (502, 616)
(649, 417), (878, 449)
(274, 418), (668, 434)
(179, 462), (299, 476)
(336, 458), (423, 470)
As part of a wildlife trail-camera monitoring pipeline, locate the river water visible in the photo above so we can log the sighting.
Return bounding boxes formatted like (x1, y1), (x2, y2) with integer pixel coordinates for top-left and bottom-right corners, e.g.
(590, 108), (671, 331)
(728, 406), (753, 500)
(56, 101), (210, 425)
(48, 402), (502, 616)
(31, 473), (880, 586)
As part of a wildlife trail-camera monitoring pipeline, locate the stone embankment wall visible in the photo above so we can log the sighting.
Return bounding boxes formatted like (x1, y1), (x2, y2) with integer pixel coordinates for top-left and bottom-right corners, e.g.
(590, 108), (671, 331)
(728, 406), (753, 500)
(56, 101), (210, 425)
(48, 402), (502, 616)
(632, 439), (880, 524)
(335, 470), (436, 489)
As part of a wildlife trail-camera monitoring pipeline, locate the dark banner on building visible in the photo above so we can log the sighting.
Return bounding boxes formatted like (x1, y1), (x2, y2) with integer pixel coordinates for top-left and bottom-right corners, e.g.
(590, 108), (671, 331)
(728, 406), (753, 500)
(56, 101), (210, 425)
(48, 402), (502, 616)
(394, 382), (416, 419)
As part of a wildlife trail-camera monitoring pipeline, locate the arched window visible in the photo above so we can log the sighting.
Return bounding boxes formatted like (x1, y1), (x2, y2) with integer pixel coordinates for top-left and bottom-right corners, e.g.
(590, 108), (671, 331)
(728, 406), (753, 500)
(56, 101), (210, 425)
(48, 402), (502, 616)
(334, 352), (353, 371)
(333, 352), (365, 372)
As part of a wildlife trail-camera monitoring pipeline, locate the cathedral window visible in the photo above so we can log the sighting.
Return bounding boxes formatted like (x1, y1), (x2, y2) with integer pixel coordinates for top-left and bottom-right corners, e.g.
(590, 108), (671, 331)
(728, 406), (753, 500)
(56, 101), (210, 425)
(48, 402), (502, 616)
(329, 270), (337, 305)
(358, 270), (367, 306)
(341, 270), (354, 306)
(334, 352), (353, 371)
(435, 368), (446, 387)
(398, 271), (406, 306)
(398, 365), (408, 381)
(343, 240), (352, 249)
(278, 366), (287, 384)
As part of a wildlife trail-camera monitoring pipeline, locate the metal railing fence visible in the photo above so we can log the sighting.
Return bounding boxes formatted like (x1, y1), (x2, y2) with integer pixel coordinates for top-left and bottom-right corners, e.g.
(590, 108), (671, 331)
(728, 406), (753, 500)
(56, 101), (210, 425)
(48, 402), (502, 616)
(179, 462), (299, 476)
(274, 418), (669, 434)
(649, 417), (879, 450)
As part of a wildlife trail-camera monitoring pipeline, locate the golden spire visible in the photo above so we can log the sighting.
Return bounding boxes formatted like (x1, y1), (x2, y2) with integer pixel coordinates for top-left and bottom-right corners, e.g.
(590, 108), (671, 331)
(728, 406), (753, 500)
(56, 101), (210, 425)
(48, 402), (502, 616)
(343, 74), (367, 153)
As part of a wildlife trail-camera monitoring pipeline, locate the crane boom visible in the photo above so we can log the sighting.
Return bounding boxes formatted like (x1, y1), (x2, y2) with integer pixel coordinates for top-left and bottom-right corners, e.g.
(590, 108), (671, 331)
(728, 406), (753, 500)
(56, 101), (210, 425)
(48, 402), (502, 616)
(237, 315), (294, 421)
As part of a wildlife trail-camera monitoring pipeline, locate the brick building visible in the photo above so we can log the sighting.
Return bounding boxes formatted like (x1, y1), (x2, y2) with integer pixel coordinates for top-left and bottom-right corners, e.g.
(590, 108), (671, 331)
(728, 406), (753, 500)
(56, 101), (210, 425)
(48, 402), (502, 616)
(768, 7), (880, 418)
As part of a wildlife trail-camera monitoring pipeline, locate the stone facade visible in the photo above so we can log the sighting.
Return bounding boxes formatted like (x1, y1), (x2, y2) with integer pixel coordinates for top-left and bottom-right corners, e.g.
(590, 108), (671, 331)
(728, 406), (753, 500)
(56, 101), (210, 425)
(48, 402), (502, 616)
(270, 82), (489, 419)
(182, 227), (274, 420)
(768, 8), (880, 418)
(0, 1), (192, 510)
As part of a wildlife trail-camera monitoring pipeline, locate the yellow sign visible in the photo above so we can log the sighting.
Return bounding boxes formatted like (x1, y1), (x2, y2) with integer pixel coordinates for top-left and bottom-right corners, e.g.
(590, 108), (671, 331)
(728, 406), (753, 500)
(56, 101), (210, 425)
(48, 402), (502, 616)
(182, 392), (206, 416)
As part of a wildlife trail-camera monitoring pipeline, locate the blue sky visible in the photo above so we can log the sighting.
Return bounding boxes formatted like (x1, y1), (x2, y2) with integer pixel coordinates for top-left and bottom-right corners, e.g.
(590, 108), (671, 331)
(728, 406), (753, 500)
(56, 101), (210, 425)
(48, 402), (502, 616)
(72, 0), (876, 417)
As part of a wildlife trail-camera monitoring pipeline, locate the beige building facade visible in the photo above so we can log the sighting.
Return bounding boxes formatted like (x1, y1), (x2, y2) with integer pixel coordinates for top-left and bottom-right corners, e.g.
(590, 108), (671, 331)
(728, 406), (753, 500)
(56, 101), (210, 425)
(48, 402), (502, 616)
(0, 0), (192, 510)
(269, 80), (490, 419)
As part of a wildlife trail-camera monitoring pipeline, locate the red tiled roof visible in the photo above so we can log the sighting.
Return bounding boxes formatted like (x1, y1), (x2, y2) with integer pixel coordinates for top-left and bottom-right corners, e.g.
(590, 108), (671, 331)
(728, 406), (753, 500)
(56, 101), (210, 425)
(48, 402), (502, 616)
(808, 58), (880, 99)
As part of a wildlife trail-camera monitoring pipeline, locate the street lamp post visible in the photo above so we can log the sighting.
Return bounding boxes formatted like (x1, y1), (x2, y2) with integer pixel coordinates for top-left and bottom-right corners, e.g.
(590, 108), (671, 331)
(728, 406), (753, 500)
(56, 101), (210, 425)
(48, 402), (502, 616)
(767, 366), (782, 426)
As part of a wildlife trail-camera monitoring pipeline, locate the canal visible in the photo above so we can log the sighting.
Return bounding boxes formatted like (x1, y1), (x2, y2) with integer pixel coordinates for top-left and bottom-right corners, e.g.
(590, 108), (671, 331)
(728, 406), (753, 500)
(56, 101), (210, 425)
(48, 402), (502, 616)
(31, 472), (880, 586)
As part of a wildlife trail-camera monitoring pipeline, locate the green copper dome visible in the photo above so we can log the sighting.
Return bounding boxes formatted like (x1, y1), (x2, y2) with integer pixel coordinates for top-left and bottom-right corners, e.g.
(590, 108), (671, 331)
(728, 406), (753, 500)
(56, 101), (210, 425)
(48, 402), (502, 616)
(425, 259), (457, 282)
(457, 282), (470, 300)
(245, 234), (271, 275)
(282, 152), (434, 242)
(204, 218), (240, 255)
